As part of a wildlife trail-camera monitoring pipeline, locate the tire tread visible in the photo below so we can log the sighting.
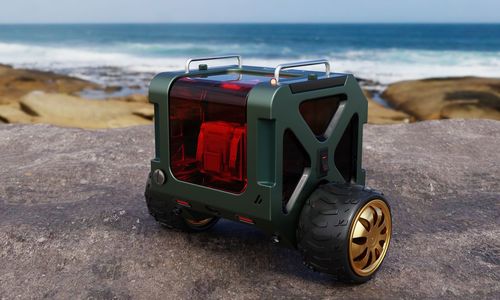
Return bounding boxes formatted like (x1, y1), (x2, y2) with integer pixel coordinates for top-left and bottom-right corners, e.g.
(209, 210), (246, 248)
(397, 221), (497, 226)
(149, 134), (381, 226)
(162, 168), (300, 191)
(297, 183), (390, 283)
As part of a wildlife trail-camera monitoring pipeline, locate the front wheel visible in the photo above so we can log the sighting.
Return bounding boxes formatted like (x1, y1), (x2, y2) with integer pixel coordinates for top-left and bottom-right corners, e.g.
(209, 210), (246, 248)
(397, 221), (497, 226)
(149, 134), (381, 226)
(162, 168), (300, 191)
(297, 183), (392, 283)
(145, 176), (219, 232)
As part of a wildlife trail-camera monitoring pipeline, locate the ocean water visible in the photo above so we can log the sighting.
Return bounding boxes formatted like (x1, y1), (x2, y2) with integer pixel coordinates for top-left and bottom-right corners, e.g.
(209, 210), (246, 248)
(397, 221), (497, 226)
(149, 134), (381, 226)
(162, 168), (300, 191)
(0, 24), (499, 91)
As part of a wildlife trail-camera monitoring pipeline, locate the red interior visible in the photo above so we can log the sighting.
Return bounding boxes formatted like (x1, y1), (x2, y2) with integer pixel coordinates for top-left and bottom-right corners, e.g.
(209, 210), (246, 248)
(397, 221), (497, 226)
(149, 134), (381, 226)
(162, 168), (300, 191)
(169, 73), (267, 193)
(196, 121), (246, 181)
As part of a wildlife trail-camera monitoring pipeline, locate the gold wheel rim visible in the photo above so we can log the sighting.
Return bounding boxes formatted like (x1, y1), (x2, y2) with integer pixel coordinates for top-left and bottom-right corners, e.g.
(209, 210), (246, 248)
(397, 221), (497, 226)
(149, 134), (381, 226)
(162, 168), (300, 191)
(185, 217), (214, 227)
(349, 199), (392, 277)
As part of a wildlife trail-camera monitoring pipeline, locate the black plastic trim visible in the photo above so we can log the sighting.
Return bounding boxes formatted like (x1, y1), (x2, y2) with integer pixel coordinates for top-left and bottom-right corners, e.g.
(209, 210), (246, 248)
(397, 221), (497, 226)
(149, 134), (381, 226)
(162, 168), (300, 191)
(289, 76), (347, 94)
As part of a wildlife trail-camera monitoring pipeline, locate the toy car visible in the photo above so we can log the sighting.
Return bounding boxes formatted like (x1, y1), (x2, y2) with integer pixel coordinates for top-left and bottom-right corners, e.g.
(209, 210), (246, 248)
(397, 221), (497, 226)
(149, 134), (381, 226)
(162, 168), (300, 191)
(145, 55), (392, 283)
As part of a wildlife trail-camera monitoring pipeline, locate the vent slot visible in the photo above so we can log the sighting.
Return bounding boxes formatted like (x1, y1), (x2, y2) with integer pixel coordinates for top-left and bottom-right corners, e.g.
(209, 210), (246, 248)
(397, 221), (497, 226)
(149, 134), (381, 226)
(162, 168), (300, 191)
(257, 119), (276, 186)
(282, 130), (311, 213)
(299, 95), (346, 141)
(334, 114), (359, 183)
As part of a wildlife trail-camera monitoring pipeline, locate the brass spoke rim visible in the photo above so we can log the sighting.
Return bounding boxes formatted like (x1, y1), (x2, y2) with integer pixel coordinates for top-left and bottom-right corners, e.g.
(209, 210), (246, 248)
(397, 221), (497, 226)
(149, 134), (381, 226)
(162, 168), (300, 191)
(185, 217), (214, 227)
(349, 199), (391, 277)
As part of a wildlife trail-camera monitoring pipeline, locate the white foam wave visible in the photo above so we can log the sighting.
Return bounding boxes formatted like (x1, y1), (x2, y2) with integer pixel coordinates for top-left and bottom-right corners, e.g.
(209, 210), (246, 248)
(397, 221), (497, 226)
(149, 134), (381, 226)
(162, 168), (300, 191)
(1, 42), (499, 85)
(331, 49), (500, 84)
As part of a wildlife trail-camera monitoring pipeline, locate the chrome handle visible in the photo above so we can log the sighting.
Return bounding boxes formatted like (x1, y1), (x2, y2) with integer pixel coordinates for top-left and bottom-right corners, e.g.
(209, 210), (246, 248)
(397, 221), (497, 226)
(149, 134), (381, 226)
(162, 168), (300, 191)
(185, 55), (242, 73)
(273, 59), (331, 84)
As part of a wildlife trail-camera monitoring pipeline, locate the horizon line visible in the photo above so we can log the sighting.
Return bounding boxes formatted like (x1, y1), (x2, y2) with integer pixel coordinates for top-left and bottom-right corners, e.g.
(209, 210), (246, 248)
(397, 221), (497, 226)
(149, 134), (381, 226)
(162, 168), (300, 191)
(0, 21), (499, 25)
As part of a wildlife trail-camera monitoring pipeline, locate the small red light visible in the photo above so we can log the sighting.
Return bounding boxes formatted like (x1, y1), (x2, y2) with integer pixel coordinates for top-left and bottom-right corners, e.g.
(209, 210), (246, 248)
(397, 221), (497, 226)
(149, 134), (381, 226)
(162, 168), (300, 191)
(175, 199), (191, 207)
(220, 83), (242, 90)
(237, 215), (255, 225)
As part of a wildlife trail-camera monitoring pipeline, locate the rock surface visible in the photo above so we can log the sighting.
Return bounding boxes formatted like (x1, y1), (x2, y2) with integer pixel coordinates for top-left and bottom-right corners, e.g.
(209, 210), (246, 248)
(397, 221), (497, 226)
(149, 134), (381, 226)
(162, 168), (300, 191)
(383, 77), (500, 121)
(0, 65), (154, 129)
(0, 64), (98, 105)
(367, 98), (411, 124)
(363, 89), (412, 124)
(19, 92), (152, 129)
(0, 120), (498, 299)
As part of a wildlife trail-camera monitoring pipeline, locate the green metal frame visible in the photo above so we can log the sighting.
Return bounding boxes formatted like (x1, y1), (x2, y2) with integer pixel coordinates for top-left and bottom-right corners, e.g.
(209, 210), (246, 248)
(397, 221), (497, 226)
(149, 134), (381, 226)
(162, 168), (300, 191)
(148, 64), (368, 247)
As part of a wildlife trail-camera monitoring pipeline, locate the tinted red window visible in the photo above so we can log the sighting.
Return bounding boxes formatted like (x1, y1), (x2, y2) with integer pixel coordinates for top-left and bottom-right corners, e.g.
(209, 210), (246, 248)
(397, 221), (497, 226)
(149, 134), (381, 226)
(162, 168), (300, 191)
(169, 73), (266, 193)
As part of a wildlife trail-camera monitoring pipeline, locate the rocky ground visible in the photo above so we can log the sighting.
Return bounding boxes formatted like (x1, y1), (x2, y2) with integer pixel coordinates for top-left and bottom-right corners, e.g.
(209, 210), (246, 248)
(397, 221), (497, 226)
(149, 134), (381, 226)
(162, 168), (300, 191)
(0, 120), (499, 299)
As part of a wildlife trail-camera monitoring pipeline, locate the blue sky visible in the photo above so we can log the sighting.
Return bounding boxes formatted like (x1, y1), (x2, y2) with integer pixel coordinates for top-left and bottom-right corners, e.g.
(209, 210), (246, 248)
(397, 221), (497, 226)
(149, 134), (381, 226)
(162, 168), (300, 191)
(0, 0), (499, 23)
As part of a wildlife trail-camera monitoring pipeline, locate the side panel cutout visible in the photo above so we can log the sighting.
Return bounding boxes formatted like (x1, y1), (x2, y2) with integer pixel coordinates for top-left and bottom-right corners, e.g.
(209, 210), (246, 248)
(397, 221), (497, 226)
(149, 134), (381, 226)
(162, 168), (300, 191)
(282, 129), (311, 213)
(334, 114), (359, 183)
(299, 94), (346, 141)
(257, 119), (276, 186)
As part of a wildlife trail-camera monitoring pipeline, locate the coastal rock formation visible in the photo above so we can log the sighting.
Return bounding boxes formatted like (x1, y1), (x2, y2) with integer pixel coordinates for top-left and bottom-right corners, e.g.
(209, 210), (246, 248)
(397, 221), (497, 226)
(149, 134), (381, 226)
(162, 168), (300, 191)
(0, 64), (98, 105)
(0, 65), (415, 128)
(0, 120), (498, 299)
(363, 89), (411, 124)
(383, 77), (500, 121)
(358, 88), (412, 125)
(0, 65), (148, 128)
(17, 92), (152, 128)
(367, 99), (411, 124)
(2, 65), (499, 128)
(0, 65), (154, 128)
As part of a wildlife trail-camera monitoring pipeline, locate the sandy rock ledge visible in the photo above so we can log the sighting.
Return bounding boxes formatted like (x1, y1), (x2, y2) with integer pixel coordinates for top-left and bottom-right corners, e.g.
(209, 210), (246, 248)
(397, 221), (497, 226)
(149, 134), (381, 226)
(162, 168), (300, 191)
(383, 77), (500, 121)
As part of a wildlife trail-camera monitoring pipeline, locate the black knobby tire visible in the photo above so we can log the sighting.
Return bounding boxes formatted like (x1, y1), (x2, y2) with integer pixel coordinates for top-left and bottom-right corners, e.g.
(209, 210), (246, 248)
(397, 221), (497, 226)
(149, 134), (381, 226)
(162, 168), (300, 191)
(145, 176), (219, 232)
(297, 183), (391, 283)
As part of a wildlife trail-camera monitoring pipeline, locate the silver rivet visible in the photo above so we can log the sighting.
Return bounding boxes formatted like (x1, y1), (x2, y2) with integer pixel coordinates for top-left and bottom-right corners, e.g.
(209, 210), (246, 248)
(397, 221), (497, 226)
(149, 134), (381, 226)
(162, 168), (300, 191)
(153, 169), (166, 185)
(271, 235), (280, 244)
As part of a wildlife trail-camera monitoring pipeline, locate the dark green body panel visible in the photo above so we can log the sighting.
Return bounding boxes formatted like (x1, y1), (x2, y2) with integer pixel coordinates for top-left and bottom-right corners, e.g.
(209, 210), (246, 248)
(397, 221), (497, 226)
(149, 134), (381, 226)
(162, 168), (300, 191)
(148, 65), (367, 247)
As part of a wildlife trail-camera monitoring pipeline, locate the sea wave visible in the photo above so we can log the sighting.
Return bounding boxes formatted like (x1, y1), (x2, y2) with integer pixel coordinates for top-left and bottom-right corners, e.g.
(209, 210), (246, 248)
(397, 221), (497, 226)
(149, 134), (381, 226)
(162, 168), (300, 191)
(1, 42), (499, 85)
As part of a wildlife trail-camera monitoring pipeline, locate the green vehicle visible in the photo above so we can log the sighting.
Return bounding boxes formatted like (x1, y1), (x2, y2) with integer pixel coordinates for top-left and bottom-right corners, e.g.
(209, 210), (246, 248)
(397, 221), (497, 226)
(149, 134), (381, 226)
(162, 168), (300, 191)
(145, 55), (392, 283)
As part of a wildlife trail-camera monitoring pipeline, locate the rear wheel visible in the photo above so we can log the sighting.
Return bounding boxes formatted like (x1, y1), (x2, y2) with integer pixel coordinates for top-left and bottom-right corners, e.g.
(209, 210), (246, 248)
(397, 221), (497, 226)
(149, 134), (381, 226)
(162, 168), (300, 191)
(297, 183), (392, 283)
(145, 176), (219, 232)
